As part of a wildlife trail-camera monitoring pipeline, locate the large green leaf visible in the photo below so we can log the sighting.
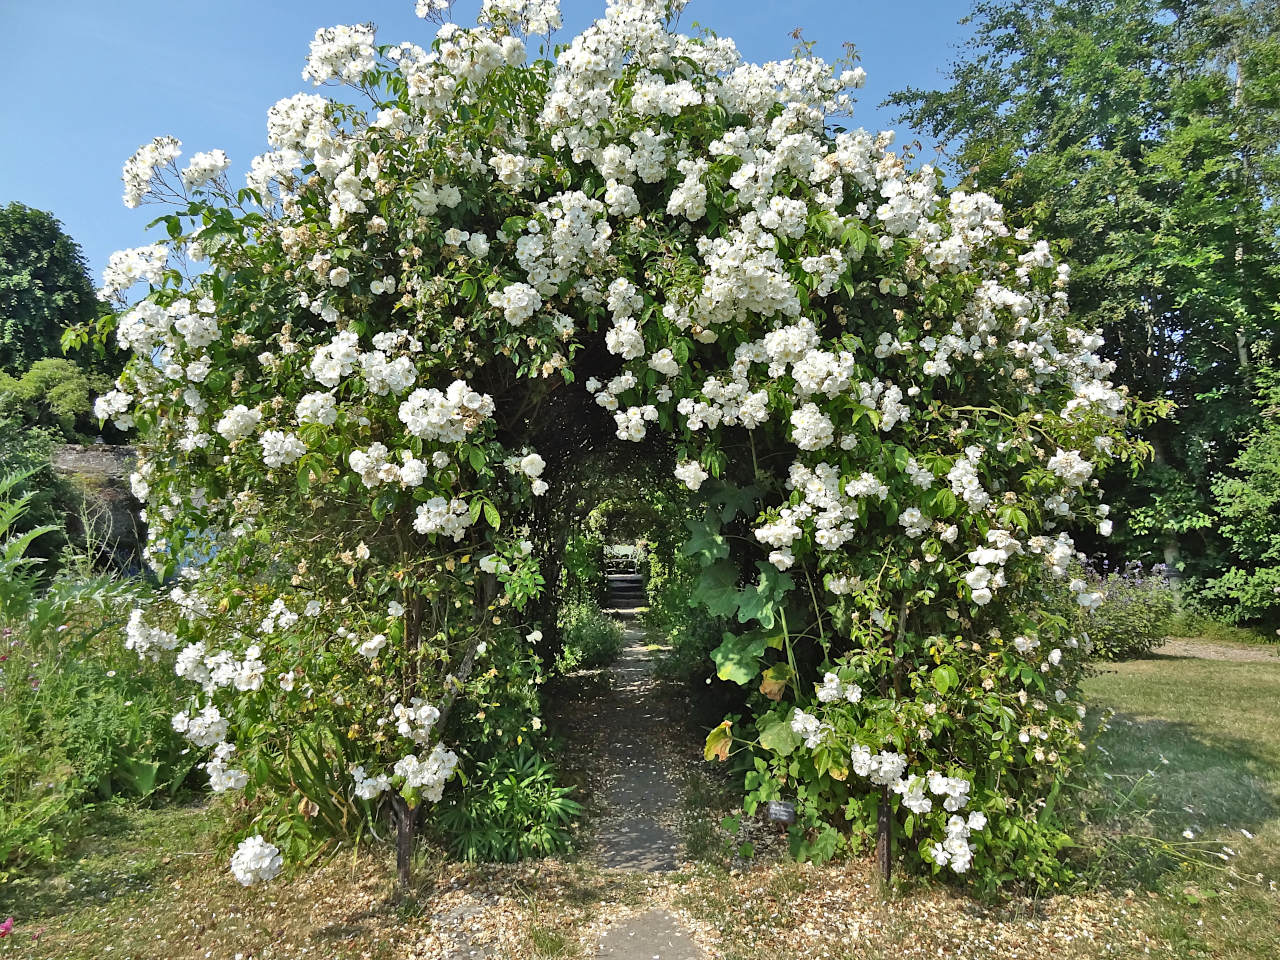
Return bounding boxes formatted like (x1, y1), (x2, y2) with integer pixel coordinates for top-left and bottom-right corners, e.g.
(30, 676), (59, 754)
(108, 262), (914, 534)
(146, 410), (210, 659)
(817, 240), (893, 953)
(736, 561), (794, 629)
(114, 757), (161, 798)
(704, 481), (762, 523)
(710, 629), (769, 685)
(756, 711), (802, 756)
(693, 559), (740, 617)
(932, 664), (959, 695)
(681, 517), (729, 567)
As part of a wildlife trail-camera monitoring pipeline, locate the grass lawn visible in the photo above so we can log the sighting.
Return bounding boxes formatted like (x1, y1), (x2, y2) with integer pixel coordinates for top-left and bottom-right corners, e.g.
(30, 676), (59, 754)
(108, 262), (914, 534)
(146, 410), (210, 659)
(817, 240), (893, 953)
(1, 640), (1277, 958)
(1079, 648), (1280, 958)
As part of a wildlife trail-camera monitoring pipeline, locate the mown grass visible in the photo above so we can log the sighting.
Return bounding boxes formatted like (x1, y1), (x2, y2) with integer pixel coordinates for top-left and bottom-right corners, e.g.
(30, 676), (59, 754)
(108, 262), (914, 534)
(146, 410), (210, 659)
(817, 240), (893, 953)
(1080, 649), (1280, 958)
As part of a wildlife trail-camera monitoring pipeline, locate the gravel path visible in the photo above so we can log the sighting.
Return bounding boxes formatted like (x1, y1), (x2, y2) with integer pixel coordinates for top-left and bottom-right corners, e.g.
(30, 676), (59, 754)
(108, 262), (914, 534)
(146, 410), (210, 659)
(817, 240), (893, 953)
(594, 907), (703, 960)
(592, 624), (687, 872)
(585, 614), (706, 959)
(1154, 637), (1280, 663)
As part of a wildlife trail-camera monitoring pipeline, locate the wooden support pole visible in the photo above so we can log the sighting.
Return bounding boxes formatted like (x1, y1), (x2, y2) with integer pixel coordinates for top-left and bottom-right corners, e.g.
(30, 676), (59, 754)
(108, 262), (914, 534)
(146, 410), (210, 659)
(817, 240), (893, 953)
(876, 783), (892, 884)
(392, 794), (418, 894)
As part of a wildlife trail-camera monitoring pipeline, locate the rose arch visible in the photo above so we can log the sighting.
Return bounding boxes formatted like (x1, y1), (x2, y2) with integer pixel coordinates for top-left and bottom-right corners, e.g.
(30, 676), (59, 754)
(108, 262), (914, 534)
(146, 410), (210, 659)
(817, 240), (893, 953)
(95, 0), (1151, 890)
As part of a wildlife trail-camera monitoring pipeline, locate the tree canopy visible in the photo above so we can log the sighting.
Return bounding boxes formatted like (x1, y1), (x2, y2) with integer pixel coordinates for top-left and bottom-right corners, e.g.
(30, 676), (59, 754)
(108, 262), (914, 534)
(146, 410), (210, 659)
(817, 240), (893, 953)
(0, 203), (101, 376)
(888, 0), (1280, 578)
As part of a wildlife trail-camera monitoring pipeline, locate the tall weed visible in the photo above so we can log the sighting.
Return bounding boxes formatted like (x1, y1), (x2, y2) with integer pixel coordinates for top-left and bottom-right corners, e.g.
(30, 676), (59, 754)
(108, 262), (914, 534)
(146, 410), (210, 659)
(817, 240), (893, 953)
(0, 470), (195, 875)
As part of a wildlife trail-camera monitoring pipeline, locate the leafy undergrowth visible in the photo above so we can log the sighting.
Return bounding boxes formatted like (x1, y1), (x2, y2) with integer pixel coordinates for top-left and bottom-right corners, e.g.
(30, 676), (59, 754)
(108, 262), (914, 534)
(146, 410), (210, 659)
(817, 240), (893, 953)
(3, 637), (1279, 959)
(1163, 612), (1276, 648)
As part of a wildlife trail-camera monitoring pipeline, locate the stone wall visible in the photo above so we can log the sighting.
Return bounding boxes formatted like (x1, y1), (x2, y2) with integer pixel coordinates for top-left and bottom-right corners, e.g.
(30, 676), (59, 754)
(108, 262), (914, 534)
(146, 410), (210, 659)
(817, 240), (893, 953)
(51, 444), (144, 569)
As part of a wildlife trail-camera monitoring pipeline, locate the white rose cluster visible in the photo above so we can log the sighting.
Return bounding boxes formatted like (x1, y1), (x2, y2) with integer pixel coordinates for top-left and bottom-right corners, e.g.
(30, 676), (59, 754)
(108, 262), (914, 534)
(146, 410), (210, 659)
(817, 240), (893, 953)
(815, 671), (862, 704)
(230, 835), (283, 886)
(121, 136), (181, 209)
(412, 496), (473, 540)
(848, 744), (983, 874)
(398, 380), (495, 442)
(393, 744), (460, 802)
(124, 608), (178, 659)
(181, 149), (231, 191)
(204, 741), (249, 793)
(674, 460), (708, 491)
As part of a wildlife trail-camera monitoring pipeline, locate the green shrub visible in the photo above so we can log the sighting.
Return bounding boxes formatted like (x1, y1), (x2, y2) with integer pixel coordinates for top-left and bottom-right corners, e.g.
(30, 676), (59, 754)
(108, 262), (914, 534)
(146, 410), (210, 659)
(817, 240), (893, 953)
(0, 473), (195, 875)
(559, 533), (606, 606)
(1198, 360), (1280, 627)
(0, 415), (70, 566)
(1080, 563), (1179, 660)
(644, 548), (726, 683)
(554, 600), (624, 672)
(434, 747), (582, 862)
(1163, 610), (1272, 645)
(0, 357), (115, 441)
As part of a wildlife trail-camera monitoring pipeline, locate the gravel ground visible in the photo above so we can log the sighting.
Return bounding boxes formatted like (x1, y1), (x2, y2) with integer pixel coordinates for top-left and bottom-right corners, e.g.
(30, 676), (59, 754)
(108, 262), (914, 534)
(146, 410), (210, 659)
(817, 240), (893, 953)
(10, 623), (1271, 958)
(1154, 638), (1279, 662)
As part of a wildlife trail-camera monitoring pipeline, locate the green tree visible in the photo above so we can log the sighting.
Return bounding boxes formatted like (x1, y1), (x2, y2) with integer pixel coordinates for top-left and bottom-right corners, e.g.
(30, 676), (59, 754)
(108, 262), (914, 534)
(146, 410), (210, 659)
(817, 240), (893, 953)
(0, 203), (102, 375)
(888, 0), (1280, 578)
(0, 357), (114, 441)
(1201, 355), (1280, 623)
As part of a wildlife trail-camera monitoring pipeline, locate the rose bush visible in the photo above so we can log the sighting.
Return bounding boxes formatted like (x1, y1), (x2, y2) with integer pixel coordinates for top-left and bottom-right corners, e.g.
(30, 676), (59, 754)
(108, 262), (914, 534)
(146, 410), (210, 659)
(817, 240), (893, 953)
(97, 0), (1155, 888)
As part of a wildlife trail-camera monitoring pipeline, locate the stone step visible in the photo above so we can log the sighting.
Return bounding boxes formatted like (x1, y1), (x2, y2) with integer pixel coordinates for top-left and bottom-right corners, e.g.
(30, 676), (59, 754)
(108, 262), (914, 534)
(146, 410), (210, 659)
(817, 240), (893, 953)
(594, 909), (703, 959)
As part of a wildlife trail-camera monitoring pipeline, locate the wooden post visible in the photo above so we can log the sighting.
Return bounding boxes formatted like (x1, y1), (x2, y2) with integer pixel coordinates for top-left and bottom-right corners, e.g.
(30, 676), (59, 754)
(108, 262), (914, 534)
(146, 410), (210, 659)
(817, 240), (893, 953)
(392, 794), (418, 894)
(390, 571), (495, 894)
(876, 784), (892, 884)
(876, 595), (908, 885)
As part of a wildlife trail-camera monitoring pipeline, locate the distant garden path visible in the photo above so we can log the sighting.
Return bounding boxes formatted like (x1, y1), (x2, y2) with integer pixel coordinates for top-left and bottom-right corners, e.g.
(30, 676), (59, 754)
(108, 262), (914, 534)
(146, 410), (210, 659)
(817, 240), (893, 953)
(1155, 638), (1279, 662)
(545, 566), (709, 959)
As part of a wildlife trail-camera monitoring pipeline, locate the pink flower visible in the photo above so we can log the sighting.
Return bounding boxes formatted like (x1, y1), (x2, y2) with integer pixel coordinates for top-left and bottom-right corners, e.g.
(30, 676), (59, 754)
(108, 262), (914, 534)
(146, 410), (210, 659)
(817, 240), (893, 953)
(0, 916), (14, 937)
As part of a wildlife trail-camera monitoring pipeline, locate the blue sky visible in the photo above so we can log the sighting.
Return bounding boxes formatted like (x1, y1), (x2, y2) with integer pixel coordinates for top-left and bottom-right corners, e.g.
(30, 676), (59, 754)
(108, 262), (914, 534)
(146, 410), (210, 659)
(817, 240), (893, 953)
(0, 1), (970, 284)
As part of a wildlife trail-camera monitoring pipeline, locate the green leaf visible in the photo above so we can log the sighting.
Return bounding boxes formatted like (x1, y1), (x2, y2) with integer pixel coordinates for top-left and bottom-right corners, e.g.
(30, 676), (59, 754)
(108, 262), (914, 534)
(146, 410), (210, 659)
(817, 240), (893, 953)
(757, 712), (802, 756)
(931, 488), (957, 517)
(932, 665), (959, 695)
(680, 517), (730, 566)
(371, 491), (396, 521)
(483, 501), (501, 530)
(114, 756), (161, 798)
(704, 482), (761, 523)
(936, 665), (957, 696)
(997, 504), (1030, 532)
(736, 561), (794, 629)
(842, 222), (868, 259)
(693, 559), (740, 617)
(710, 629), (769, 685)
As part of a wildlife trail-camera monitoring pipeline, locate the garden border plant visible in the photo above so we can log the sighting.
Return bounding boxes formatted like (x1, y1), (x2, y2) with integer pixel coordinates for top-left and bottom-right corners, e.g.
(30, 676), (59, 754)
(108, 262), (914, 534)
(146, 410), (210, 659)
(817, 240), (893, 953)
(93, 0), (1158, 891)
